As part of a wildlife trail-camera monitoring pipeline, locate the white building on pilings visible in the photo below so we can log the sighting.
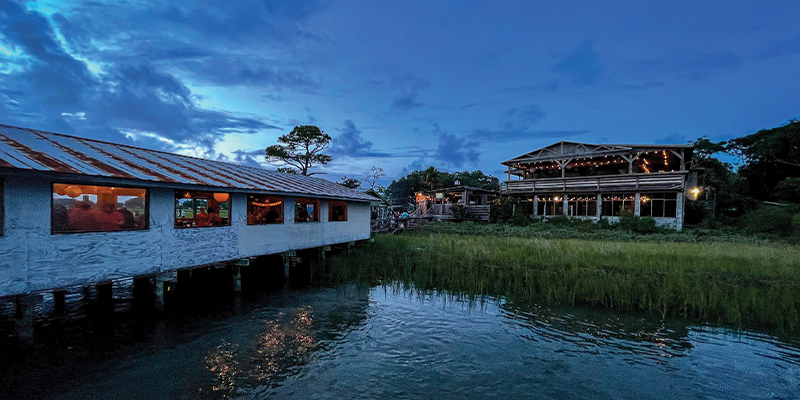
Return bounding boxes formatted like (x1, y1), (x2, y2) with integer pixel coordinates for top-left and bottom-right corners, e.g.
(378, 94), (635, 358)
(0, 124), (373, 324)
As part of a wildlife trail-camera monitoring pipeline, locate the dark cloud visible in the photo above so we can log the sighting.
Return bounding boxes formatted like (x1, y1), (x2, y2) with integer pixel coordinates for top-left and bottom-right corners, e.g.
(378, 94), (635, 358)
(390, 73), (430, 112)
(231, 149), (264, 168)
(330, 119), (391, 158)
(181, 57), (319, 88)
(459, 100), (502, 110)
(406, 124), (479, 170)
(554, 41), (603, 86)
(0, 0), (270, 153)
(629, 51), (742, 82)
(507, 104), (546, 123)
(467, 129), (590, 143)
(655, 133), (687, 144)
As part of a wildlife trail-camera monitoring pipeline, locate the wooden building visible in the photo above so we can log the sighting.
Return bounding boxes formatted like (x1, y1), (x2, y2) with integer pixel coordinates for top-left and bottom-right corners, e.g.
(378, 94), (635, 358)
(501, 141), (698, 230)
(415, 186), (498, 221)
(0, 124), (374, 299)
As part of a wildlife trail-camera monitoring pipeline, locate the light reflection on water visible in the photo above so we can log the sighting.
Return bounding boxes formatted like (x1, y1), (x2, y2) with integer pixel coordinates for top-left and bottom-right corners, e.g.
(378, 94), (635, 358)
(0, 284), (798, 399)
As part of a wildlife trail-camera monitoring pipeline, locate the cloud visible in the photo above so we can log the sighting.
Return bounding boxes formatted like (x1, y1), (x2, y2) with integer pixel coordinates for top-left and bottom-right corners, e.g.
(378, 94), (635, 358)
(231, 149), (264, 168)
(507, 104), (546, 123)
(405, 124), (479, 170)
(467, 129), (590, 143)
(0, 1), (271, 154)
(330, 119), (391, 158)
(390, 73), (430, 112)
(459, 100), (502, 110)
(655, 133), (687, 144)
(554, 41), (603, 86)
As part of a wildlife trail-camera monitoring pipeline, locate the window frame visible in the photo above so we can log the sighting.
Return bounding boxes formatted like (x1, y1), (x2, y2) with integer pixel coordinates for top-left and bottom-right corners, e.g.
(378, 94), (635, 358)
(567, 195), (597, 217)
(328, 200), (348, 222)
(246, 195), (284, 225)
(174, 190), (232, 229)
(640, 192), (678, 218)
(537, 195), (564, 216)
(51, 182), (150, 235)
(294, 198), (321, 223)
(601, 193), (635, 217)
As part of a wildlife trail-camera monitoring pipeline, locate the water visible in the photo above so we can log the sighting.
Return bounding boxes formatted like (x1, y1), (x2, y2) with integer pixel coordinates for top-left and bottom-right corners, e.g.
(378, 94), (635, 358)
(1, 283), (798, 399)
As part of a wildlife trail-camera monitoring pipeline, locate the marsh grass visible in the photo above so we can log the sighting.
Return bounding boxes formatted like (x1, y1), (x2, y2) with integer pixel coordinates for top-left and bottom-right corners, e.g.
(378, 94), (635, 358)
(415, 221), (794, 245)
(326, 233), (800, 335)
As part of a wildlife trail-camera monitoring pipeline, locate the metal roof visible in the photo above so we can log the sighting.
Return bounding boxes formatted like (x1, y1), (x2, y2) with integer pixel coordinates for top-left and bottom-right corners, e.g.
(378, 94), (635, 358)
(0, 124), (374, 202)
(503, 140), (692, 165)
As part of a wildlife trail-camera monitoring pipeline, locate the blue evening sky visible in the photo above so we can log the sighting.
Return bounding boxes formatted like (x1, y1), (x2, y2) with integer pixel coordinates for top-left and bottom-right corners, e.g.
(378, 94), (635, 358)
(1, 0), (799, 182)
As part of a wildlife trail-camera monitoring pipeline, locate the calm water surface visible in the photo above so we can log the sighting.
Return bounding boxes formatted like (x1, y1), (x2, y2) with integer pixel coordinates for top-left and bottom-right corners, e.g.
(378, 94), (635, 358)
(1, 283), (798, 399)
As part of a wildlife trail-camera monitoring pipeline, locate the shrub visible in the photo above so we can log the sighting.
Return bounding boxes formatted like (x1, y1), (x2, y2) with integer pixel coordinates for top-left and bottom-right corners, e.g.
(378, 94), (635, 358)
(744, 206), (794, 237)
(547, 215), (571, 226)
(511, 205), (530, 226)
(490, 197), (517, 223)
(618, 210), (659, 234)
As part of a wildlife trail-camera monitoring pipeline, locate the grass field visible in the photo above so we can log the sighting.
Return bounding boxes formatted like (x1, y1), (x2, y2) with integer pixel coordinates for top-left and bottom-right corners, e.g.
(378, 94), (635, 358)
(327, 232), (800, 335)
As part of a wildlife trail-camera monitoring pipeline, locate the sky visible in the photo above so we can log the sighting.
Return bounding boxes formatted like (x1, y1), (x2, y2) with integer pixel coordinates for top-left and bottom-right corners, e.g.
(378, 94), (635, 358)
(1, 0), (799, 184)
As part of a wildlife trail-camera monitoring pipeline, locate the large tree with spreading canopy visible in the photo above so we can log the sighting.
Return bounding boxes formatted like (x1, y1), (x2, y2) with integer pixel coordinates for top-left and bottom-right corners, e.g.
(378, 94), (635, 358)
(266, 125), (333, 176)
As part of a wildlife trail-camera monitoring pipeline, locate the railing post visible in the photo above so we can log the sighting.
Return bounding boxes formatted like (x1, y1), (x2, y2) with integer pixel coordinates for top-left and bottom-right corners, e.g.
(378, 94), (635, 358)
(634, 193), (641, 216)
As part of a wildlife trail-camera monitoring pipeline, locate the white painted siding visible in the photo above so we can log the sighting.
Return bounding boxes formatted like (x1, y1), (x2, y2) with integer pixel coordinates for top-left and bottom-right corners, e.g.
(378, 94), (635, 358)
(0, 175), (370, 297)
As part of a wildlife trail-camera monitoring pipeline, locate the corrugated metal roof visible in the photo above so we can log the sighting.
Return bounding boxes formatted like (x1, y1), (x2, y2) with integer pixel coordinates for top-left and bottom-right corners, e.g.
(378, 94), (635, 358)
(0, 124), (375, 202)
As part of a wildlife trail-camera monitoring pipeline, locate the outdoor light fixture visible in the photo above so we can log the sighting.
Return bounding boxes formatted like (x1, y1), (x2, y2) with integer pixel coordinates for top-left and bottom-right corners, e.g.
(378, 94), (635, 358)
(690, 187), (701, 200)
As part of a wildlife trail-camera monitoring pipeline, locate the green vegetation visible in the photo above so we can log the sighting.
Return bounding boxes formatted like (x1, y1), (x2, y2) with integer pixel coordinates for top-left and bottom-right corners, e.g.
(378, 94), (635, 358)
(327, 233), (800, 335)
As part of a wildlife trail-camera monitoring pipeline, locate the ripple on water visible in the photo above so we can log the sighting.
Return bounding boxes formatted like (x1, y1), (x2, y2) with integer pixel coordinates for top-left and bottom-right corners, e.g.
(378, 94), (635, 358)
(0, 284), (798, 400)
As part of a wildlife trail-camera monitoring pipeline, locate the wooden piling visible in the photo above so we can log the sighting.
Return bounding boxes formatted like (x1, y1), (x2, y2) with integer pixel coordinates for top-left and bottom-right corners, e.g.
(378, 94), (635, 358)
(53, 290), (66, 314)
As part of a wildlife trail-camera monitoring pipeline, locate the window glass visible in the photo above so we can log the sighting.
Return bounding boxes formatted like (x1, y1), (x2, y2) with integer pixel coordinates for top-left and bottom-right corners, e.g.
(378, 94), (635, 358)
(640, 193), (678, 217)
(175, 191), (231, 228)
(329, 201), (348, 221)
(295, 198), (320, 222)
(601, 194), (635, 216)
(569, 195), (597, 216)
(247, 195), (283, 225)
(52, 183), (148, 233)
(537, 195), (564, 216)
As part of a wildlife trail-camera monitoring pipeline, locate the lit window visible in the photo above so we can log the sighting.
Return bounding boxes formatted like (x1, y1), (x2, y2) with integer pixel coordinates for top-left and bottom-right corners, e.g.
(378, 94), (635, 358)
(295, 198), (320, 222)
(601, 193), (635, 216)
(247, 195), (284, 225)
(329, 201), (348, 221)
(537, 195), (564, 216)
(52, 183), (148, 234)
(175, 191), (231, 228)
(567, 195), (597, 217)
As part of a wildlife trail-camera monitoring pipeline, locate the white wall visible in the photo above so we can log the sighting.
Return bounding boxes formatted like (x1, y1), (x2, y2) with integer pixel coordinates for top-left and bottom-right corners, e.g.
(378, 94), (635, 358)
(0, 175), (370, 297)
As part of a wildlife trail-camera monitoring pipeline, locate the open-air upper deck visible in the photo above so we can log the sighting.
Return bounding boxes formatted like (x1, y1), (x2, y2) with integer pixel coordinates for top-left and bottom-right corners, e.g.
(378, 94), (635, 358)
(500, 141), (695, 195)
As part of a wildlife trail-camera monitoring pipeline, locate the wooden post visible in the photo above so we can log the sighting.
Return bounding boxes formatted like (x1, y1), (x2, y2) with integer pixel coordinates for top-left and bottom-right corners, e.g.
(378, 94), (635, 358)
(533, 195), (538, 217)
(563, 195), (569, 216)
(53, 290), (66, 314)
(14, 295), (40, 339)
(154, 273), (172, 312)
(596, 194), (603, 219)
(96, 282), (113, 312)
(231, 266), (242, 293)
(634, 193), (641, 216)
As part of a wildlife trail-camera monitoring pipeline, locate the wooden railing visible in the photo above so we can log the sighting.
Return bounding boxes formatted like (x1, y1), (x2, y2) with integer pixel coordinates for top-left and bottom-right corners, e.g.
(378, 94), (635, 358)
(500, 172), (686, 194)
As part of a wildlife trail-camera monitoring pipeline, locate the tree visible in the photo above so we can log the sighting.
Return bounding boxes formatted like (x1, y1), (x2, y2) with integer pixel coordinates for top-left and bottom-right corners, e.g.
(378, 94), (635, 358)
(364, 166), (385, 189)
(726, 120), (800, 200)
(338, 176), (361, 189)
(266, 125), (333, 176)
